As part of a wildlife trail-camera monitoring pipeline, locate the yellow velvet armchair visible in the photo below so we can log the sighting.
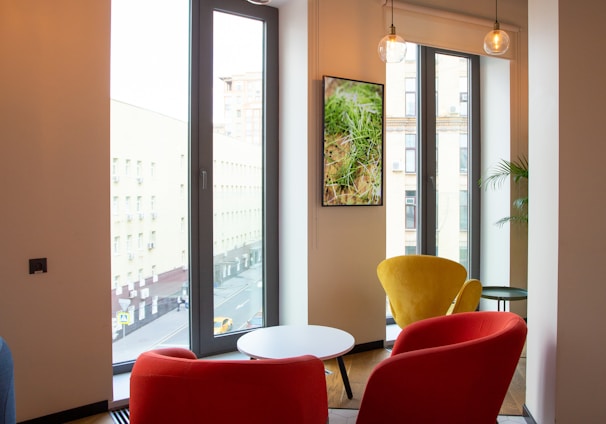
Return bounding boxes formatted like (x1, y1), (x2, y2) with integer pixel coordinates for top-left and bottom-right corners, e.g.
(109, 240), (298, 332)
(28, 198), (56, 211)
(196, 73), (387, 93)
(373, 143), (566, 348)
(377, 255), (481, 328)
(447, 278), (482, 314)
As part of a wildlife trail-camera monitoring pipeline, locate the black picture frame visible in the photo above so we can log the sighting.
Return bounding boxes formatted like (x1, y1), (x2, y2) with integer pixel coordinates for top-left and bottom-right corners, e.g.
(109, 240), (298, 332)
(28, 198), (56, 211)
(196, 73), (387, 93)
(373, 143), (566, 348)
(322, 75), (384, 206)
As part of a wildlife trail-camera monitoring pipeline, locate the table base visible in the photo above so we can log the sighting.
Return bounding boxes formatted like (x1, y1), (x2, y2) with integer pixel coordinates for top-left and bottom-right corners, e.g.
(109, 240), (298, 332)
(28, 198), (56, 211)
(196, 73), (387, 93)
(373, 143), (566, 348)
(336, 356), (353, 399)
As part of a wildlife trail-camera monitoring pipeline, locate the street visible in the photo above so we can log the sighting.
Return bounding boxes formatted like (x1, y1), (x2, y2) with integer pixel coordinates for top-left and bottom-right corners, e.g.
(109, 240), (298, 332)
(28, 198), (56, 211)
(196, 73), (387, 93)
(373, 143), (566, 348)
(112, 266), (262, 364)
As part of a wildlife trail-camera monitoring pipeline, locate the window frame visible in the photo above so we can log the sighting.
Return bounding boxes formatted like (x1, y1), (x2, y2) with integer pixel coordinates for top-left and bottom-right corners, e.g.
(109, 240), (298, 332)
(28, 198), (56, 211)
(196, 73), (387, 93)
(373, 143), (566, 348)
(418, 46), (480, 277)
(191, 0), (279, 357)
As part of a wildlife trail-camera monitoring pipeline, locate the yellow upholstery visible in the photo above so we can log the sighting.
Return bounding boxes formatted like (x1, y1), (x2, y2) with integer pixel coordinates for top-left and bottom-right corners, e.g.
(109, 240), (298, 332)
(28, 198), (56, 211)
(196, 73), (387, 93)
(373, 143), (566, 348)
(377, 255), (476, 328)
(447, 278), (482, 314)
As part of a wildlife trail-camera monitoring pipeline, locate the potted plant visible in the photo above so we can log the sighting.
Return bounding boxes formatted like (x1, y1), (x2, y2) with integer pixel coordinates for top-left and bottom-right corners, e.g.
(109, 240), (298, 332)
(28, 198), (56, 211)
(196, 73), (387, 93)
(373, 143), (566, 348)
(479, 156), (528, 226)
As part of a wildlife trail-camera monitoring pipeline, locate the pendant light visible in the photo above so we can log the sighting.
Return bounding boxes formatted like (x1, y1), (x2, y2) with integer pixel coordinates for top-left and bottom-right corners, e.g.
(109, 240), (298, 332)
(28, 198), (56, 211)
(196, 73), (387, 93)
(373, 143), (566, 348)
(483, 0), (510, 55)
(378, 0), (407, 63)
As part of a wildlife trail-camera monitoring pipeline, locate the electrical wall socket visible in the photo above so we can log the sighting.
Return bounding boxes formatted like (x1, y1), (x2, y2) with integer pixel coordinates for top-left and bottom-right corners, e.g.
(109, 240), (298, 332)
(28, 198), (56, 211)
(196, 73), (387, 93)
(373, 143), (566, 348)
(29, 258), (47, 274)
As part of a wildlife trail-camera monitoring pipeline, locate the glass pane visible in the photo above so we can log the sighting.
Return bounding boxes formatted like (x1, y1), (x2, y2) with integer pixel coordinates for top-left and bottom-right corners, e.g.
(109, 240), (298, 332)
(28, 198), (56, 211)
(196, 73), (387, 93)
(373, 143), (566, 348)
(405, 134), (416, 173)
(385, 44), (419, 260)
(385, 45), (419, 321)
(212, 12), (264, 335)
(110, 0), (190, 365)
(435, 53), (470, 270)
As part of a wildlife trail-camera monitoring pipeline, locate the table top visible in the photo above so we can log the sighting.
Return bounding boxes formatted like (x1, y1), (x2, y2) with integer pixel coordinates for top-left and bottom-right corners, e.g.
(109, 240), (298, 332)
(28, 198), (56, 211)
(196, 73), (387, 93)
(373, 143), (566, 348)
(236, 325), (355, 361)
(481, 286), (528, 301)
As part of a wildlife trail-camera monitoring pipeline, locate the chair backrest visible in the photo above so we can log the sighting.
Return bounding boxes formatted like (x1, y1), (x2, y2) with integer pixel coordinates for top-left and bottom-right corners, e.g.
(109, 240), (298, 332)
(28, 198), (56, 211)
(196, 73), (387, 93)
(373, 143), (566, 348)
(130, 348), (328, 424)
(356, 311), (527, 424)
(447, 278), (482, 314)
(0, 337), (16, 424)
(377, 254), (468, 328)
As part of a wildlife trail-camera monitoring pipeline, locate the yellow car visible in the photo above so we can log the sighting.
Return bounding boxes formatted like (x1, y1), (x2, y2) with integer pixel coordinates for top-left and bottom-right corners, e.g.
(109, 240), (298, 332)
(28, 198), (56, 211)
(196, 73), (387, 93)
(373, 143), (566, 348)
(214, 317), (233, 335)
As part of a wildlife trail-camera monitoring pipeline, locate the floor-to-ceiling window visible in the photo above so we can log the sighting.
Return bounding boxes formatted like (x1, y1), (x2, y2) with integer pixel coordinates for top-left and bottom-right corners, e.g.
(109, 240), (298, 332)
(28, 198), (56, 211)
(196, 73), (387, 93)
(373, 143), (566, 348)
(110, 0), (278, 371)
(192, 0), (279, 357)
(385, 44), (480, 322)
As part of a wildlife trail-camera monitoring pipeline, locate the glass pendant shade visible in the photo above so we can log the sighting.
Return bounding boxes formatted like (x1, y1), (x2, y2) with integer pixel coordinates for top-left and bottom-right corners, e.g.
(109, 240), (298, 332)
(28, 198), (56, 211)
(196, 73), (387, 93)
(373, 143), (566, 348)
(484, 22), (510, 55)
(378, 26), (407, 63)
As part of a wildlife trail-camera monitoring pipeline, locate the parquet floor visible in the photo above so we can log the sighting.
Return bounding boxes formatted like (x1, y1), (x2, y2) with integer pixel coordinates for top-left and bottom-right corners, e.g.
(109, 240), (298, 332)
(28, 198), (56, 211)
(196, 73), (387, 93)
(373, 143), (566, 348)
(324, 347), (526, 416)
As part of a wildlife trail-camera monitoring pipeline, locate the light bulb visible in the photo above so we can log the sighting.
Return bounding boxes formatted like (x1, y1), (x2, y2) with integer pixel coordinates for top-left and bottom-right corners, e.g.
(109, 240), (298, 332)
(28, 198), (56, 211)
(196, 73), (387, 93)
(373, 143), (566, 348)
(483, 24), (510, 55)
(378, 27), (407, 63)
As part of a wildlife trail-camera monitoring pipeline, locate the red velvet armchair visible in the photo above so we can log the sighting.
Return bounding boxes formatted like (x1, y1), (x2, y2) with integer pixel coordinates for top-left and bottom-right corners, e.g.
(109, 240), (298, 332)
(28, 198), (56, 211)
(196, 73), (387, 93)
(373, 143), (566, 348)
(356, 311), (527, 424)
(130, 348), (328, 424)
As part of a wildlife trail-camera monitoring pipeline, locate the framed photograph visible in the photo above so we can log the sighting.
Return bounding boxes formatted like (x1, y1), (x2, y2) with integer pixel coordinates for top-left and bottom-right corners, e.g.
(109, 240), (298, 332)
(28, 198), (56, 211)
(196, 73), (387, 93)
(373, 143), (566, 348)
(322, 75), (384, 206)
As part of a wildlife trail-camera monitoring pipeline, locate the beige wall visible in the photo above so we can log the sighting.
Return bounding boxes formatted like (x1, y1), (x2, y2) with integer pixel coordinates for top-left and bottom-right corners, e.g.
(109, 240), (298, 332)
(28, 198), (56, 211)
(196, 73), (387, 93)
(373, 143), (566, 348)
(558, 0), (606, 419)
(528, 0), (606, 422)
(0, 1), (112, 421)
(527, 0), (559, 420)
(306, 0), (388, 344)
(279, 0), (395, 343)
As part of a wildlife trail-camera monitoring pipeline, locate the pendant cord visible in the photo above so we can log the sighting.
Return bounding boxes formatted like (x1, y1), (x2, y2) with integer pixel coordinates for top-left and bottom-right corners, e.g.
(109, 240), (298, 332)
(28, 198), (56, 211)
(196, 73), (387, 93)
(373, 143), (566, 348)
(495, 0), (499, 23)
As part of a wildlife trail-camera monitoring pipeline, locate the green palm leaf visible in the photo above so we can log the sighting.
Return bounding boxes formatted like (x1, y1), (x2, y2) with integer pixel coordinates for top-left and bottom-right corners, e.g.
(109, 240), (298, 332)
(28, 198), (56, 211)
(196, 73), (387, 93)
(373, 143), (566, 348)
(479, 156), (528, 190)
(479, 156), (529, 226)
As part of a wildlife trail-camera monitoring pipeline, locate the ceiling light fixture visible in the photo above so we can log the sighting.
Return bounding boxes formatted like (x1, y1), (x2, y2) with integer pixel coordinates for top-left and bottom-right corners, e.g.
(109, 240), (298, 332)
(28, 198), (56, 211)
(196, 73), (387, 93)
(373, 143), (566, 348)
(377, 0), (406, 63)
(247, 0), (271, 5)
(483, 0), (510, 55)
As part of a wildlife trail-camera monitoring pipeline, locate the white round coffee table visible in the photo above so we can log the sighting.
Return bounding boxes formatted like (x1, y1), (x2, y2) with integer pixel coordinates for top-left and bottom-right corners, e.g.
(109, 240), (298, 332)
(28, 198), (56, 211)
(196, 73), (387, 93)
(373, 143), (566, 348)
(237, 325), (355, 398)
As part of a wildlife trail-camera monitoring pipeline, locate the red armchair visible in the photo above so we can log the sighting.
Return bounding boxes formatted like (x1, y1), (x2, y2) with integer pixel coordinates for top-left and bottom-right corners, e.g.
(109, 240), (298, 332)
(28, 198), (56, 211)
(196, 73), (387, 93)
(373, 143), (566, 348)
(130, 348), (328, 424)
(356, 311), (527, 424)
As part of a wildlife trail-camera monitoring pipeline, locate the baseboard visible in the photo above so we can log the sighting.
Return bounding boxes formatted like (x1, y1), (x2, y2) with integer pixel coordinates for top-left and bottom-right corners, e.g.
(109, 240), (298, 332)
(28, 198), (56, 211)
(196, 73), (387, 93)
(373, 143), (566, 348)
(111, 397), (130, 410)
(19, 400), (108, 424)
(522, 404), (537, 424)
(347, 340), (384, 355)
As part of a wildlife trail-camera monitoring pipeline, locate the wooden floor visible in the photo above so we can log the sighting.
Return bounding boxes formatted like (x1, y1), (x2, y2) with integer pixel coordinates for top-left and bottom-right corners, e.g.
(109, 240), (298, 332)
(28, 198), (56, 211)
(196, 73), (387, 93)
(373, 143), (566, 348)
(66, 414), (114, 424)
(324, 347), (526, 415)
(67, 347), (526, 423)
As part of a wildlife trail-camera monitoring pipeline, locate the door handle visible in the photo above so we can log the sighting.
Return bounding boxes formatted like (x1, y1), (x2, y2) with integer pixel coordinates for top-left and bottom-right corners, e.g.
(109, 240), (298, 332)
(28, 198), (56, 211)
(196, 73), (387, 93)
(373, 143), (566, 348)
(200, 169), (207, 190)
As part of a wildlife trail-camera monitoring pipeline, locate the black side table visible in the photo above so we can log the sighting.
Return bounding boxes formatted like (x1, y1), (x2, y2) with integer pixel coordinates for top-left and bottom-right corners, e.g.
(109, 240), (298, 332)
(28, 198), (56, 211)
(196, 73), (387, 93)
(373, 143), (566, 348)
(481, 286), (528, 312)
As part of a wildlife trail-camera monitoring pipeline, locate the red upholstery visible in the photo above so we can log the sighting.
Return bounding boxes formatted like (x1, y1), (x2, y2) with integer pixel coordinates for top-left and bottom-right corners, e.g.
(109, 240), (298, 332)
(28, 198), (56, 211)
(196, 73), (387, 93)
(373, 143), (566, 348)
(130, 348), (328, 424)
(356, 311), (527, 424)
